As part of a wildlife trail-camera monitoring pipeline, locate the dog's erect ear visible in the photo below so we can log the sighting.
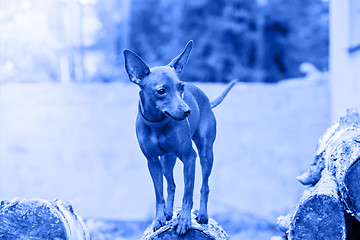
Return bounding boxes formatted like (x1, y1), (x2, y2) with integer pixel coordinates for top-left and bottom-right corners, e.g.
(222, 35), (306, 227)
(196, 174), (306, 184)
(123, 50), (150, 85)
(168, 40), (194, 75)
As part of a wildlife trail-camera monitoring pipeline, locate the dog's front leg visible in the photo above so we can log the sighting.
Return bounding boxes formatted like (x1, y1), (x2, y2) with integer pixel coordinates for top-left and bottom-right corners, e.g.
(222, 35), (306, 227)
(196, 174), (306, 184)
(176, 149), (197, 235)
(147, 157), (166, 231)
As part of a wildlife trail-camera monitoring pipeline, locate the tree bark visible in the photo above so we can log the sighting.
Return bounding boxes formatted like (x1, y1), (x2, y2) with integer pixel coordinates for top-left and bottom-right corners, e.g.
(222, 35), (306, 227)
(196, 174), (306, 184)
(141, 210), (228, 240)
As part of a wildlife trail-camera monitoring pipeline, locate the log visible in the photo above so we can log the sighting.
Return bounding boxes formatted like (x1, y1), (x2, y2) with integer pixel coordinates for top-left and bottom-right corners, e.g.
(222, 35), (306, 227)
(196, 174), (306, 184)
(298, 108), (360, 220)
(278, 169), (346, 240)
(140, 210), (228, 240)
(0, 198), (90, 240)
(275, 108), (360, 239)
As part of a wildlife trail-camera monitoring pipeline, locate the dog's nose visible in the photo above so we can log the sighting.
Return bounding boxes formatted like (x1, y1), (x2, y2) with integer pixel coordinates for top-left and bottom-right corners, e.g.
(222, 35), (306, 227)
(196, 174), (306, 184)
(184, 109), (191, 117)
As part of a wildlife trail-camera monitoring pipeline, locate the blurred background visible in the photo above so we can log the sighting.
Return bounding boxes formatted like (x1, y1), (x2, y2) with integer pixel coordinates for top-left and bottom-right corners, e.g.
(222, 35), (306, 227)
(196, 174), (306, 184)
(0, 0), (329, 83)
(0, 0), (359, 239)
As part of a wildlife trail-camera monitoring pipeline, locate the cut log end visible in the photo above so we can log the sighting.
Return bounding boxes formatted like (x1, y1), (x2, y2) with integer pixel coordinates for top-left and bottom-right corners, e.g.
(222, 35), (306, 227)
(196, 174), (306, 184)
(0, 199), (67, 239)
(344, 158), (360, 218)
(289, 195), (345, 240)
(0, 199), (89, 240)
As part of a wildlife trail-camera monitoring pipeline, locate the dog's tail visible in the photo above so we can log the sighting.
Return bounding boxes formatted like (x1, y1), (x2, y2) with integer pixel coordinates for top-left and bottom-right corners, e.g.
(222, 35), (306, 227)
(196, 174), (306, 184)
(210, 79), (239, 108)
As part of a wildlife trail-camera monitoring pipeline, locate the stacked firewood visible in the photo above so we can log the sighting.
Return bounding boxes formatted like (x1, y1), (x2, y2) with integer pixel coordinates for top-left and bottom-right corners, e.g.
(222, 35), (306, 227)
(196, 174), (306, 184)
(274, 108), (360, 240)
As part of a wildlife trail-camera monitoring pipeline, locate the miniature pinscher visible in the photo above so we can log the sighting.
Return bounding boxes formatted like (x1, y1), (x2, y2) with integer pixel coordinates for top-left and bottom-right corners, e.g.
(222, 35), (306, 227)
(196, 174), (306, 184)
(123, 40), (237, 235)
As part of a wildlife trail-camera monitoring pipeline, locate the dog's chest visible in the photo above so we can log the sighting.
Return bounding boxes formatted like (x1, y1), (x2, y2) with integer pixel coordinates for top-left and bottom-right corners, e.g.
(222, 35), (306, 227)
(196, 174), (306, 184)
(137, 126), (171, 157)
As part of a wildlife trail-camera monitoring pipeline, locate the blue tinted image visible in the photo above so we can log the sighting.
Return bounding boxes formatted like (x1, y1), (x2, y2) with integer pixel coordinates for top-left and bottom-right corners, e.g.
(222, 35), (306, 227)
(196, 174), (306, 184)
(1, 0), (359, 239)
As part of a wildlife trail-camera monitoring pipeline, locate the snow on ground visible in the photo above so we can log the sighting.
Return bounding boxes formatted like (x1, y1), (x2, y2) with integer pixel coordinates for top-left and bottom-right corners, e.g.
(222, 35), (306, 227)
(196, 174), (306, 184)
(0, 79), (330, 238)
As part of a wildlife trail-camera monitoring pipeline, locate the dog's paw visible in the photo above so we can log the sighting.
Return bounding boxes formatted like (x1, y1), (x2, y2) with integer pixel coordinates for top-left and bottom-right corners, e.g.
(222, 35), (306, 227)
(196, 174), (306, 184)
(195, 212), (208, 224)
(152, 216), (166, 232)
(175, 215), (191, 235)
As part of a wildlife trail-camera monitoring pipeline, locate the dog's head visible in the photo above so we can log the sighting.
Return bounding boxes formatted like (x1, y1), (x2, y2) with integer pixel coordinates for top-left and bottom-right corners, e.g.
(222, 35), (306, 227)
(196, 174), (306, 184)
(123, 41), (193, 121)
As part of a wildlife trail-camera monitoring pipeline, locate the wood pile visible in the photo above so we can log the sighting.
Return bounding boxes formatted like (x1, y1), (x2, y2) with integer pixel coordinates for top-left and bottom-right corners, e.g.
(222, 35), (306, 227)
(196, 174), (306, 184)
(274, 108), (360, 240)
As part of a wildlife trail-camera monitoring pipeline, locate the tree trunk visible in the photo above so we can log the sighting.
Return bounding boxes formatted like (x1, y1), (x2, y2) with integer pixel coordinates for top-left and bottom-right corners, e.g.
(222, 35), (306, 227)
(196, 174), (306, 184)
(0, 199), (90, 240)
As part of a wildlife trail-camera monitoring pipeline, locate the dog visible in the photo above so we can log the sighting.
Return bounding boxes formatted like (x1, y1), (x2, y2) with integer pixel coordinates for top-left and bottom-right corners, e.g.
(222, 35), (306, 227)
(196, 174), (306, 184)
(123, 40), (237, 235)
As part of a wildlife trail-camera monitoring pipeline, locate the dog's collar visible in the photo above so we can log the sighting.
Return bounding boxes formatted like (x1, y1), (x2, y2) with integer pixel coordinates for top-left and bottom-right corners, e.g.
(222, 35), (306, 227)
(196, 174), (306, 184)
(138, 101), (171, 127)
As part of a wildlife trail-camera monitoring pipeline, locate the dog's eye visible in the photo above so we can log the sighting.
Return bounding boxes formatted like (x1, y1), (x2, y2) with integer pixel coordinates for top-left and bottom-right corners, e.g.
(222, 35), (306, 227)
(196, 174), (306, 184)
(157, 89), (166, 95)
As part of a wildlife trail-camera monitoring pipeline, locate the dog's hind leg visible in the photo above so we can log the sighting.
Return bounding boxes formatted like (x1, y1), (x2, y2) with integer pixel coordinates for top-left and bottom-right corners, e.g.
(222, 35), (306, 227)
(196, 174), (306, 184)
(160, 153), (177, 220)
(194, 118), (216, 224)
(196, 140), (214, 224)
(147, 157), (166, 231)
(176, 148), (197, 235)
